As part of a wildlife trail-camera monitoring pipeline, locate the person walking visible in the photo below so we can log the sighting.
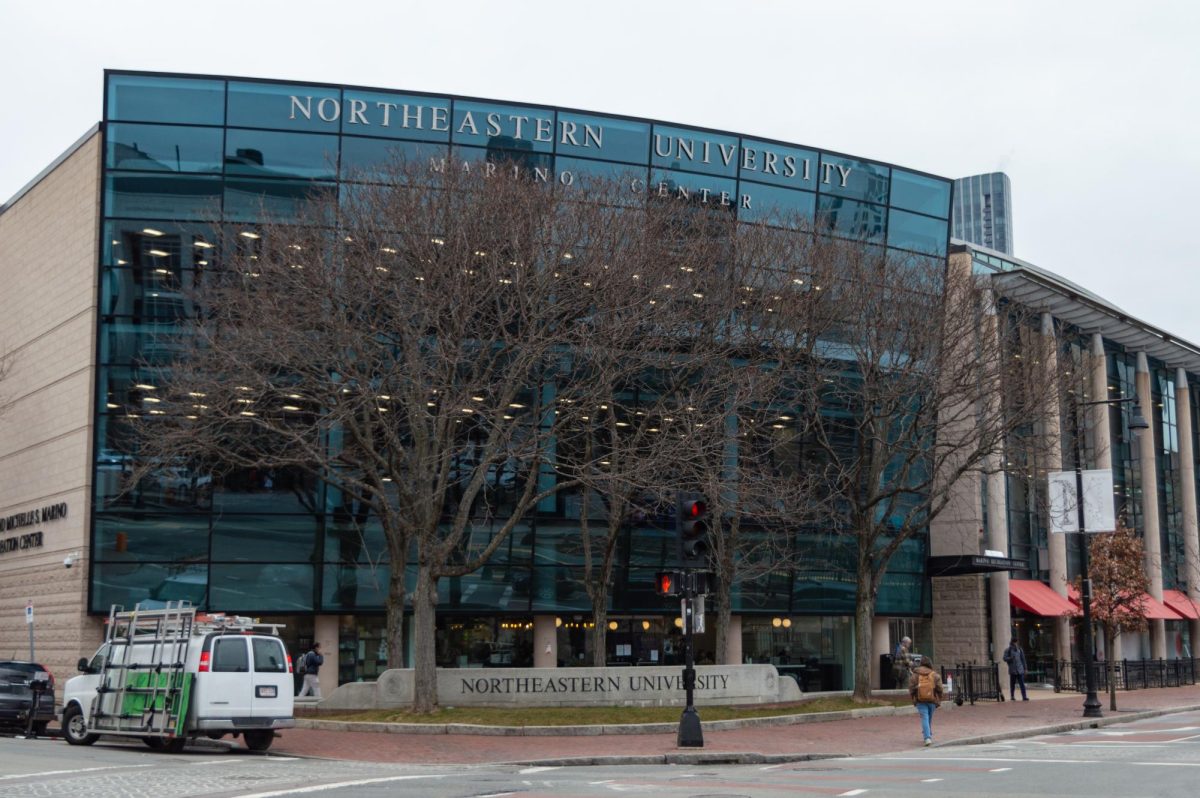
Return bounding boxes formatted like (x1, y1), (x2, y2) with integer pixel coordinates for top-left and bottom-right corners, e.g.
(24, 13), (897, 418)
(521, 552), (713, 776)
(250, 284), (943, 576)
(297, 642), (324, 698)
(1003, 637), (1029, 701)
(908, 654), (944, 746)
(892, 636), (913, 689)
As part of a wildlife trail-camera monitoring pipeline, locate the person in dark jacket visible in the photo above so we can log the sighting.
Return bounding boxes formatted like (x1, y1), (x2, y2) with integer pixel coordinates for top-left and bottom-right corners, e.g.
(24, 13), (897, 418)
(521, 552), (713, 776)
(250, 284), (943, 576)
(1002, 637), (1029, 701)
(297, 642), (324, 698)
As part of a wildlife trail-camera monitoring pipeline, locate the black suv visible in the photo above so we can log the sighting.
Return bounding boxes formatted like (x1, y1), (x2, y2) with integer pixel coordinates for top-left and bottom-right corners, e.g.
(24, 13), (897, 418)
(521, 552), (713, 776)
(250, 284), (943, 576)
(0, 661), (55, 734)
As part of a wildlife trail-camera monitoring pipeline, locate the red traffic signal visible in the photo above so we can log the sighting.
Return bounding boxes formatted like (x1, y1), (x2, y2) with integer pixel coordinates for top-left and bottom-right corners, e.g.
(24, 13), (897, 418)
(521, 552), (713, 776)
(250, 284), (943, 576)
(676, 492), (710, 569)
(656, 571), (679, 596)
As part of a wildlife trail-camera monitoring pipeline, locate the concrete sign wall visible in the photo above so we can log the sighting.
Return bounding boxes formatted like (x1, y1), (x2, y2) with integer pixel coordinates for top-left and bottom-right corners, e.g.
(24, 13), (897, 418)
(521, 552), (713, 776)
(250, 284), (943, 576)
(321, 665), (801, 710)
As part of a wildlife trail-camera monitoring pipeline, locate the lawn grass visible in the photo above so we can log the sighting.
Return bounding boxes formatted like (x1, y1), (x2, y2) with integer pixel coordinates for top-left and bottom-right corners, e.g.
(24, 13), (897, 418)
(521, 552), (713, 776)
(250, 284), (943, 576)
(308, 695), (911, 726)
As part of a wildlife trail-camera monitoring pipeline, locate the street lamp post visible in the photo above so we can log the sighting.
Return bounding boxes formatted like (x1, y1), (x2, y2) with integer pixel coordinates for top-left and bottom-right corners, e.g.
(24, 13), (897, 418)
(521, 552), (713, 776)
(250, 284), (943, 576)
(1068, 392), (1149, 719)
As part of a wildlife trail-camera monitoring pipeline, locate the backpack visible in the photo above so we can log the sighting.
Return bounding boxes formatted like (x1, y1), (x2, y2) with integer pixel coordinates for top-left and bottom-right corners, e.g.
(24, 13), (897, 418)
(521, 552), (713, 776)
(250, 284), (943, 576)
(296, 653), (307, 675)
(916, 670), (937, 703)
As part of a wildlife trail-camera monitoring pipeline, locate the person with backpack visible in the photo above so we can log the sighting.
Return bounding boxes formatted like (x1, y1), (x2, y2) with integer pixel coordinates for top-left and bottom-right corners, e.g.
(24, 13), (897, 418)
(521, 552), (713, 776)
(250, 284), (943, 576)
(1002, 637), (1029, 701)
(297, 642), (324, 698)
(908, 654), (944, 746)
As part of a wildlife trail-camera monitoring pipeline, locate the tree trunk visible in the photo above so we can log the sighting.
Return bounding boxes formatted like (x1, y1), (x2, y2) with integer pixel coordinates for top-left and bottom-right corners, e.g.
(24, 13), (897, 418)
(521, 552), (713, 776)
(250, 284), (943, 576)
(590, 600), (609, 667)
(411, 564), (439, 713)
(714, 586), (733, 665)
(1105, 629), (1117, 711)
(385, 559), (407, 670)
(853, 575), (875, 702)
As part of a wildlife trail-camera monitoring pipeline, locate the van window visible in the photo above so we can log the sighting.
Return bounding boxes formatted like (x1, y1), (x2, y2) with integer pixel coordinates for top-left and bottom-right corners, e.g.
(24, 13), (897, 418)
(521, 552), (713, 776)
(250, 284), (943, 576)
(253, 638), (287, 673)
(212, 637), (249, 672)
(89, 645), (111, 672)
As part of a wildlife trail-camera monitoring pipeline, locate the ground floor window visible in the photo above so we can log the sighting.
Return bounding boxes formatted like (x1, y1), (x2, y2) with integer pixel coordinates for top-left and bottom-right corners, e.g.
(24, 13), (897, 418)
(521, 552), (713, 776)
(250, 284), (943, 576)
(741, 616), (853, 690)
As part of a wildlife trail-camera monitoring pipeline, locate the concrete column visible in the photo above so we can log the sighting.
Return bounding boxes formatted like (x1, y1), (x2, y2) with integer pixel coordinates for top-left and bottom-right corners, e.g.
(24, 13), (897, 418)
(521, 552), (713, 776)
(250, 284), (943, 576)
(1175, 370), (1200, 651)
(314, 614), (339, 696)
(1090, 334), (1113, 470)
(1041, 313), (1071, 663)
(985, 290), (1011, 662)
(533, 615), (558, 668)
(1136, 352), (1167, 659)
(726, 615), (744, 665)
(872, 616), (890, 690)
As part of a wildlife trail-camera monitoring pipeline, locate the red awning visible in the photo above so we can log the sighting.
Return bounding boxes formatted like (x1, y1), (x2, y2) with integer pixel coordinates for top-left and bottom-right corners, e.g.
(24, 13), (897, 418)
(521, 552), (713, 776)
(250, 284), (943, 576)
(1067, 585), (1185, 621)
(1010, 579), (1077, 617)
(1162, 590), (1200, 620)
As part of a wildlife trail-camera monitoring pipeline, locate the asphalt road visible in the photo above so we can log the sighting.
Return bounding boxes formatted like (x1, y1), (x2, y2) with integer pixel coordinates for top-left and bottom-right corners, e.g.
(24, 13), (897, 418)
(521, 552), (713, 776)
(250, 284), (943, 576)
(7, 710), (1200, 797)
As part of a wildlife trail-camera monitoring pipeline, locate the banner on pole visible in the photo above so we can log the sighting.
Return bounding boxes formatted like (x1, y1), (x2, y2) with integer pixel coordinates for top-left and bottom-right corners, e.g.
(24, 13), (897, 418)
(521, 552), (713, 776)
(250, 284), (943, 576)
(1048, 469), (1116, 534)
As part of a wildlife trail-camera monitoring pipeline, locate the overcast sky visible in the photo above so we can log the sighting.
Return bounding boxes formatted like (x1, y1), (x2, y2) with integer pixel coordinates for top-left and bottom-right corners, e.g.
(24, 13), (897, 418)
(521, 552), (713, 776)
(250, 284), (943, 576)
(3, 1), (1197, 342)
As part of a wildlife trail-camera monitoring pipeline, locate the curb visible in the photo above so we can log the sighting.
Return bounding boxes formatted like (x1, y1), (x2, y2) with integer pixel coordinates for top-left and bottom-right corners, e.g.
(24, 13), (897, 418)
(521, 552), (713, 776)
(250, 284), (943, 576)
(500, 752), (850, 767)
(933, 701), (1200, 748)
(294, 704), (918, 737)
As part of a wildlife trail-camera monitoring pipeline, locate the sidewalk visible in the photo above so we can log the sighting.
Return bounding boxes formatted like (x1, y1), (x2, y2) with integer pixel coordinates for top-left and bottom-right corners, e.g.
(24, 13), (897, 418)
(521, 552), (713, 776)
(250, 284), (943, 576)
(271, 683), (1200, 765)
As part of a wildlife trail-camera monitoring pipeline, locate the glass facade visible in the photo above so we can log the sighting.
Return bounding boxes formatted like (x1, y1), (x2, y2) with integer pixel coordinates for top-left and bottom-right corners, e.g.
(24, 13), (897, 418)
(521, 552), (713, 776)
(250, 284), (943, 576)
(90, 72), (951, 661)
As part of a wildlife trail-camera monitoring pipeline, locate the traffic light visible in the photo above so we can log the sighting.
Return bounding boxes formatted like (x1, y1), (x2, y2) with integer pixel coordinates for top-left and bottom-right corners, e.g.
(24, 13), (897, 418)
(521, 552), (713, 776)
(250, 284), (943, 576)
(676, 492), (710, 569)
(655, 570), (681, 597)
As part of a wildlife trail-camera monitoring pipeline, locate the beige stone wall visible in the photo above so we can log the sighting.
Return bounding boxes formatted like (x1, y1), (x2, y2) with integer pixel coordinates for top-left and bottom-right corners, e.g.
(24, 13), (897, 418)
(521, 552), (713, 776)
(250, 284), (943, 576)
(0, 131), (104, 687)
(931, 575), (989, 665)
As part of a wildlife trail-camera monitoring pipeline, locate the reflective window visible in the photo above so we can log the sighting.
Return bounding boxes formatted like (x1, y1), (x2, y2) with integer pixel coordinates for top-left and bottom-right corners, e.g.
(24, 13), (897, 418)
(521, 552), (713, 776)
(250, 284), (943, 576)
(105, 172), (222, 220)
(210, 515), (319, 562)
(253, 638), (288, 673)
(228, 82), (341, 133)
(107, 74), (225, 125)
(441, 565), (531, 611)
(529, 566), (589, 612)
(212, 466), (323, 514)
(225, 129), (339, 179)
(91, 563), (208, 612)
(886, 209), (949, 256)
(93, 513), (209, 561)
(340, 137), (448, 181)
(103, 220), (218, 268)
(449, 145), (554, 181)
(554, 157), (646, 192)
(556, 113), (648, 163)
(322, 564), (393, 610)
(739, 140), (818, 190)
(99, 319), (192, 366)
(817, 155), (889, 204)
(340, 91), (450, 141)
(451, 101), (555, 153)
(209, 564), (314, 611)
(890, 169), (951, 219)
(223, 178), (335, 223)
(106, 124), (224, 173)
(650, 169), (738, 209)
(651, 125), (738, 177)
(816, 195), (886, 243)
(738, 182), (816, 226)
(100, 269), (200, 325)
(626, 526), (678, 567)
(212, 637), (250, 672)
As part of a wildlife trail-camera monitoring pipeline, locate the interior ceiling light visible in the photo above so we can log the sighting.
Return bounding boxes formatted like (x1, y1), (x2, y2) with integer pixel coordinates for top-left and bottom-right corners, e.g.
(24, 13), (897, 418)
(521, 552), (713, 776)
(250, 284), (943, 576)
(239, 231), (260, 239)
(194, 240), (214, 249)
(142, 228), (164, 237)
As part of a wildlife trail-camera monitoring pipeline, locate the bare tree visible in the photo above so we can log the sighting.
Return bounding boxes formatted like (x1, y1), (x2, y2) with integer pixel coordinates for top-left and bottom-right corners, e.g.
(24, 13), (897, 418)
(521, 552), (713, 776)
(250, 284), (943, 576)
(1075, 525), (1149, 710)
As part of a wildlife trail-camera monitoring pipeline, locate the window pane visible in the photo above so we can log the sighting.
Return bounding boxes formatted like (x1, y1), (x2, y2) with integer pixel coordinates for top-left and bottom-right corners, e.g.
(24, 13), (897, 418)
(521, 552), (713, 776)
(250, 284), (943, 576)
(739, 140), (818, 191)
(650, 169), (738, 209)
(93, 513), (209, 561)
(212, 467), (323, 514)
(339, 90), (450, 141)
(451, 101), (555, 153)
(107, 124), (224, 173)
(652, 125), (738, 177)
(211, 515), (319, 562)
(225, 129), (339, 179)
(90, 562), (208, 612)
(890, 169), (950, 219)
(556, 113), (648, 163)
(212, 637), (250, 672)
(322, 564), (394, 610)
(228, 81), (341, 133)
(339, 137), (448, 181)
(818, 155), (889, 204)
(103, 220), (218, 268)
(738, 182), (815, 226)
(529, 565), (589, 612)
(816, 195), (886, 243)
(209, 564), (314, 611)
(107, 75), (225, 125)
(253, 638), (288, 673)
(105, 172), (222, 220)
(886, 209), (949, 256)
(223, 178), (334, 223)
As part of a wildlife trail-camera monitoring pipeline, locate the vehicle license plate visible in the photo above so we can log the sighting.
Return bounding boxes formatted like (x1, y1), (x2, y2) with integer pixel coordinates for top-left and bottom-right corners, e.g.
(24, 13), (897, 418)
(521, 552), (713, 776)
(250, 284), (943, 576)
(256, 685), (277, 698)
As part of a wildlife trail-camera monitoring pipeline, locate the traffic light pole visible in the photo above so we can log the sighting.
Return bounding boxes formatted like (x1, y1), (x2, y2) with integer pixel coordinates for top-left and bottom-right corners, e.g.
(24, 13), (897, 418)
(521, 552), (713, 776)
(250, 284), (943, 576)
(677, 573), (703, 747)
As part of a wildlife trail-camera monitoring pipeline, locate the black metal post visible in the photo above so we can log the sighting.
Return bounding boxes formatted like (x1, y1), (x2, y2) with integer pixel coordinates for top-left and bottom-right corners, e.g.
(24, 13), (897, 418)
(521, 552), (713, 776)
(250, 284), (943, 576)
(1070, 393), (1103, 718)
(677, 573), (703, 747)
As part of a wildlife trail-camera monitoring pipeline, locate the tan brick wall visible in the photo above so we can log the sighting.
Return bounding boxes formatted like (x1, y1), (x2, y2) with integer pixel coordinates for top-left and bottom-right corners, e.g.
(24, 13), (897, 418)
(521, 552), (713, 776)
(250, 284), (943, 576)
(0, 131), (102, 688)
(932, 574), (990, 665)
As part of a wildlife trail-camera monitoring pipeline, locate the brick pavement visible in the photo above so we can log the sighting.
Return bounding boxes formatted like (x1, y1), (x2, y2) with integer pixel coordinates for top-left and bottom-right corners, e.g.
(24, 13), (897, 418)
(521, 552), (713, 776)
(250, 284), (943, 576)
(269, 683), (1200, 764)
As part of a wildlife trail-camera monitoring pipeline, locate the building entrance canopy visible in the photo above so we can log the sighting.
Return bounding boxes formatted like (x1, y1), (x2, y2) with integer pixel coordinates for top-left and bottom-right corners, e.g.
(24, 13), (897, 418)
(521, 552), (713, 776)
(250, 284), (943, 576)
(1162, 589), (1200, 620)
(1009, 579), (1077, 617)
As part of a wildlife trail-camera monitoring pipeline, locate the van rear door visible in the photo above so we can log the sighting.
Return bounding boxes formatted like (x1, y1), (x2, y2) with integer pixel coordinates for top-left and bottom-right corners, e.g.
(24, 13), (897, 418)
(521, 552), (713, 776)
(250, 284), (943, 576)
(250, 637), (293, 717)
(197, 635), (253, 719)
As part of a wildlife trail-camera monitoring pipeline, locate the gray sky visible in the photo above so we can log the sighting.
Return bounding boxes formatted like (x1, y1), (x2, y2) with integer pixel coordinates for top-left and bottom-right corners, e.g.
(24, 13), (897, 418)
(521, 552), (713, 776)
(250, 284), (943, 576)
(3, 1), (1197, 342)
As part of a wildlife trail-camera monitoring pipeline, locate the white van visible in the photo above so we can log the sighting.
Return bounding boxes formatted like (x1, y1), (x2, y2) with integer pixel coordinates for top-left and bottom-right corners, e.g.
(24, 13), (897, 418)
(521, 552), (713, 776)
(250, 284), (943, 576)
(61, 602), (294, 753)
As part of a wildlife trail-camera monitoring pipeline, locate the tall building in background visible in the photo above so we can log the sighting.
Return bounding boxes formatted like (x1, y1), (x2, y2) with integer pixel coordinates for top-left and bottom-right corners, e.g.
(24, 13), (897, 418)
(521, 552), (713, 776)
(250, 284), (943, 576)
(953, 171), (1013, 255)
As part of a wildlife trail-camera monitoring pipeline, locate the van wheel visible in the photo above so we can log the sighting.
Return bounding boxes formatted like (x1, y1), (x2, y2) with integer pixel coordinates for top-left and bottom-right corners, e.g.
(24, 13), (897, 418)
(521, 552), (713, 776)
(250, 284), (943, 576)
(63, 705), (99, 746)
(243, 730), (274, 752)
(163, 737), (187, 754)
